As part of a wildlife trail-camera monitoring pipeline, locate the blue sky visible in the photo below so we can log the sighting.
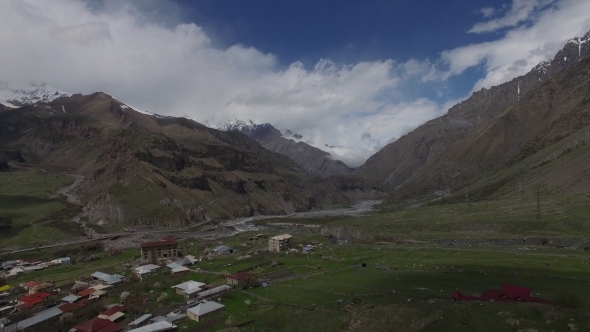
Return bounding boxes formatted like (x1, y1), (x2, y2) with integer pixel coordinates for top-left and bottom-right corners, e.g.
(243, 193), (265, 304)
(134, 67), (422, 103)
(1, 0), (590, 166)
(179, 0), (497, 101)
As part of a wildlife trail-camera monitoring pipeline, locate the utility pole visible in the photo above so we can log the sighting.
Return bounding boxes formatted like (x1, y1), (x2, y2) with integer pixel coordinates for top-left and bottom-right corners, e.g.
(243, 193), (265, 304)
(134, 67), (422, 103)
(536, 188), (541, 220)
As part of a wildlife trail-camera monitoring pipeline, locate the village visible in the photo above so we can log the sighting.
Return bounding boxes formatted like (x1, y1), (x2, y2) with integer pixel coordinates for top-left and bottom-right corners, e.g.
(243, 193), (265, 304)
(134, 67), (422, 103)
(0, 232), (320, 332)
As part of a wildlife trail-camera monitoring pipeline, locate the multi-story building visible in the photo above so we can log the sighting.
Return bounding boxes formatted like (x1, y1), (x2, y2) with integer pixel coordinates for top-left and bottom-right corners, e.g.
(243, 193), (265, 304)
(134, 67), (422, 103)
(140, 236), (179, 261)
(269, 234), (293, 252)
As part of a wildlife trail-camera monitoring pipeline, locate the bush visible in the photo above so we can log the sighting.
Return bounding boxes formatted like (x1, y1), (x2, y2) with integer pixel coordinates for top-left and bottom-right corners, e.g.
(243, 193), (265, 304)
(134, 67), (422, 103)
(553, 291), (584, 309)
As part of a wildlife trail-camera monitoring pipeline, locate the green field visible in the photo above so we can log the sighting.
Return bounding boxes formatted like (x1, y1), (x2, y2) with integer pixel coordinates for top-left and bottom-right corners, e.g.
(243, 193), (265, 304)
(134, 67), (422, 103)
(2, 165), (590, 331)
(0, 167), (84, 248)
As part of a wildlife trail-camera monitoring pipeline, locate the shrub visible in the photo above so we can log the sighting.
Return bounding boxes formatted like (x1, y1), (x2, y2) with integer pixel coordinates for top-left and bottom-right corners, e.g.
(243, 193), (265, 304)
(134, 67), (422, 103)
(553, 291), (583, 309)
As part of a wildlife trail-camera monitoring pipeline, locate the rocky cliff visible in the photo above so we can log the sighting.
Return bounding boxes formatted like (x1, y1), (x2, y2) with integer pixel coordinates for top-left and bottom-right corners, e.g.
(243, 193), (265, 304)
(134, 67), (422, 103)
(356, 31), (590, 197)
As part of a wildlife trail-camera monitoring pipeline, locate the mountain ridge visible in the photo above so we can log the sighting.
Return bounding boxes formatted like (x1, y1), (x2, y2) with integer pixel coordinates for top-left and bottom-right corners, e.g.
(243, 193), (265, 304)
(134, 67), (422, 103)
(214, 119), (353, 177)
(356, 30), (590, 197)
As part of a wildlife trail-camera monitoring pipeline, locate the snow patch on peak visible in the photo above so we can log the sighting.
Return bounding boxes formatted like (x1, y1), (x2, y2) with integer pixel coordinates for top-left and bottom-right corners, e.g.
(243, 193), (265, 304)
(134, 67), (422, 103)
(0, 81), (70, 107)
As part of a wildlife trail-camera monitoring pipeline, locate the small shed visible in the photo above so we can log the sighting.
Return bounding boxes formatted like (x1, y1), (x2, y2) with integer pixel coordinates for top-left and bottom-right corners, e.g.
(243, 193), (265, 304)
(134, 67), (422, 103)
(302, 246), (314, 254)
(226, 272), (252, 286)
(212, 245), (233, 255)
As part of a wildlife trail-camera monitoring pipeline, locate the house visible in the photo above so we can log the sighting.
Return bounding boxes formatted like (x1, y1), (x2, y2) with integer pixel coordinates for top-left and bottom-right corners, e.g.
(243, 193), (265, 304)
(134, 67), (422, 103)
(1, 260), (22, 270)
(140, 236), (179, 262)
(452, 284), (551, 304)
(61, 294), (82, 304)
(133, 264), (160, 279)
(128, 321), (177, 332)
(166, 263), (189, 274)
(18, 292), (51, 309)
(91, 272), (124, 285)
(269, 234), (293, 252)
(186, 301), (225, 322)
(98, 305), (125, 322)
(171, 281), (205, 299)
(226, 272), (252, 286)
(21, 281), (39, 290)
(4, 306), (62, 332)
(197, 285), (231, 301)
(211, 245), (233, 255)
(59, 298), (90, 313)
(29, 282), (53, 294)
(79, 288), (96, 298)
(302, 245), (314, 254)
(74, 317), (122, 332)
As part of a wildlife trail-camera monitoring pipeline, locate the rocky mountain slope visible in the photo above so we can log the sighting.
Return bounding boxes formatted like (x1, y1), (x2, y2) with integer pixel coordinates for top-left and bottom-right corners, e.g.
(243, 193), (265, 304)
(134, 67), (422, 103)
(0, 93), (372, 229)
(356, 31), (590, 199)
(217, 120), (353, 177)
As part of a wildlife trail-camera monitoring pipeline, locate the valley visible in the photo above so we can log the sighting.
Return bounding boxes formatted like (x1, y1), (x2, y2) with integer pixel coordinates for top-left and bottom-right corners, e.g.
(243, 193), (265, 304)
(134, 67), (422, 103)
(1, 16), (590, 332)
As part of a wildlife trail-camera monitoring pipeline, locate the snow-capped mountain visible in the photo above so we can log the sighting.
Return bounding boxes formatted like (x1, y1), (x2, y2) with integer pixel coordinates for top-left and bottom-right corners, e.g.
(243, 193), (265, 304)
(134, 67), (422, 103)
(209, 119), (352, 177)
(0, 81), (71, 107)
(212, 119), (308, 143)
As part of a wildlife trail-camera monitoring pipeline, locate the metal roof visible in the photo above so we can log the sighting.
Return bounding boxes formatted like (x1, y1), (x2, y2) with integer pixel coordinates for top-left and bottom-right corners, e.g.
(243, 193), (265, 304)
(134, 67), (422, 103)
(172, 281), (205, 295)
(4, 306), (62, 332)
(134, 264), (160, 274)
(128, 314), (153, 326)
(187, 301), (225, 316)
(128, 321), (176, 332)
(61, 294), (81, 303)
(213, 245), (232, 253)
(198, 285), (231, 298)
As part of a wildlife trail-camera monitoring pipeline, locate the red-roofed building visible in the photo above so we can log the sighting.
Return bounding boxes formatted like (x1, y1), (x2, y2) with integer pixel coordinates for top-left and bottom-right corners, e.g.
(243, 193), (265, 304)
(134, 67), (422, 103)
(59, 299), (90, 313)
(100, 305), (125, 317)
(140, 236), (178, 261)
(74, 317), (122, 332)
(18, 292), (51, 308)
(78, 288), (95, 298)
(502, 284), (532, 298)
(453, 284), (552, 304)
(22, 281), (39, 289)
(226, 272), (252, 285)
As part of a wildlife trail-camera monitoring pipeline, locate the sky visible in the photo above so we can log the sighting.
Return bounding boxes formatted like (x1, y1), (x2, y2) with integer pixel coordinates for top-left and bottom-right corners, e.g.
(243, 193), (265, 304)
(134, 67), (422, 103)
(1, 0), (590, 167)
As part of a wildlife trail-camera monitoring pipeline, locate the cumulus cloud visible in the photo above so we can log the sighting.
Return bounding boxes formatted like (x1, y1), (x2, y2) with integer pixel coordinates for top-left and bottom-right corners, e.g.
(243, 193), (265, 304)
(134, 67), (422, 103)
(442, 0), (590, 90)
(0, 0), (589, 167)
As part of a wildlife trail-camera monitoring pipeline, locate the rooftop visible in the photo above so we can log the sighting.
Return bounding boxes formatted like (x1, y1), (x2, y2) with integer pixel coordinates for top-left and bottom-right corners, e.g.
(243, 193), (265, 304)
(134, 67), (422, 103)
(140, 236), (178, 249)
(187, 301), (225, 316)
(172, 280), (205, 295)
(74, 317), (122, 332)
(198, 285), (231, 298)
(134, 264), (160, 274)
(4, 306), (62, 332)
(270, 234), (293, 240)
(128, 321), (176, 332)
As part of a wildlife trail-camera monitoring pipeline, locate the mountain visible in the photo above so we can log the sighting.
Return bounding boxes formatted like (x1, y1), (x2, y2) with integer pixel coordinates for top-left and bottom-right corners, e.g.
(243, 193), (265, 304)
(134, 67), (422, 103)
(0, 92), (363, 229)
(0, 81), (70, 107)
(356, 30), (590, 199)
(215, 120), (353, 177)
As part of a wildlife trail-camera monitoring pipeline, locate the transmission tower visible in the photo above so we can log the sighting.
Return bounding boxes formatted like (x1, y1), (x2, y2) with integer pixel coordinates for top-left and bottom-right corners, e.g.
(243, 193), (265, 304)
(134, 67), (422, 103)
(536, 188), (541, 219)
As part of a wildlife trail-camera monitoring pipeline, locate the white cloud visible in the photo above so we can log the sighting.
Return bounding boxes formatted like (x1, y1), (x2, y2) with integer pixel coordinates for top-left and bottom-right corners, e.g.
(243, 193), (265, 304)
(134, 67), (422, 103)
(469, 0), (554, 34)
(479, 7), (497, 18)
(442, 0), (590, 90)
(0, 0), (589, 168)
